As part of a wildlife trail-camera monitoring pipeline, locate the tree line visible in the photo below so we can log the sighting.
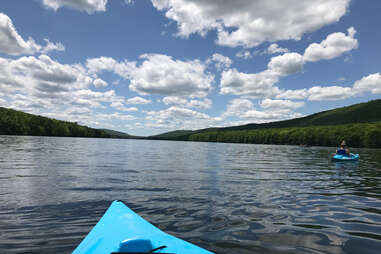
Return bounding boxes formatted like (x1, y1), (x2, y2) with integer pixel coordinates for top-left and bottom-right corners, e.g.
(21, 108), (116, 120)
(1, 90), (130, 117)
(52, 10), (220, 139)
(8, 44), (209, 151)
(0, 107), (111, 138)
(188, 121), (381, 148)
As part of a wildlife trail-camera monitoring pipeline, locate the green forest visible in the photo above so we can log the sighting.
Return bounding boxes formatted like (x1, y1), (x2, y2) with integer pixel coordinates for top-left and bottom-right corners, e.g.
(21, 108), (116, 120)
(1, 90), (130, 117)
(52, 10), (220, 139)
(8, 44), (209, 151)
(149, 99), (381, 148)
(0, 107), (116, 138)
(187, 121), (381, 148)
(218, 98), (381, 131)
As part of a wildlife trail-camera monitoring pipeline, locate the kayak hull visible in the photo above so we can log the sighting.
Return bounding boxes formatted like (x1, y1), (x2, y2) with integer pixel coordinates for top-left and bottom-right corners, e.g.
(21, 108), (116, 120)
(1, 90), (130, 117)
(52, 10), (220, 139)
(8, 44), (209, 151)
(73, 200), (213, 254)
(332, 153), (359, 162)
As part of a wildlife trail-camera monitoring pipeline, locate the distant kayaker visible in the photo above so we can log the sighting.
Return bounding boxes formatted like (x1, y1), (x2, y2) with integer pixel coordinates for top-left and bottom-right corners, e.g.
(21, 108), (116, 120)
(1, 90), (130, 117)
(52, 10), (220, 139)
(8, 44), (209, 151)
(336, 140), (350, 155)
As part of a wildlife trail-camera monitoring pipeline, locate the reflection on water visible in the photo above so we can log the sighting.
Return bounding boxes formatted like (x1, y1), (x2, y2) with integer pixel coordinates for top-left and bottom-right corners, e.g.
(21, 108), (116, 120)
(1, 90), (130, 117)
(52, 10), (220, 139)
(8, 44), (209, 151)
(0, 136), (381, 253)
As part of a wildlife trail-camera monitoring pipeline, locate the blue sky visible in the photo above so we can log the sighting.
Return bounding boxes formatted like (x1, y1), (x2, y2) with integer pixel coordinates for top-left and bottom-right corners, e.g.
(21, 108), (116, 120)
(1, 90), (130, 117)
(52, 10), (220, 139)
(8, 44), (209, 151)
(0, 0), (380, 136)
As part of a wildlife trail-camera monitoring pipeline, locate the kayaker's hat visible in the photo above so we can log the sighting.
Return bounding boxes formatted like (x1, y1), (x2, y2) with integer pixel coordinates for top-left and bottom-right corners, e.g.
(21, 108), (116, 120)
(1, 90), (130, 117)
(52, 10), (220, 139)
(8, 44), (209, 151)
(341, 140), (346, 147)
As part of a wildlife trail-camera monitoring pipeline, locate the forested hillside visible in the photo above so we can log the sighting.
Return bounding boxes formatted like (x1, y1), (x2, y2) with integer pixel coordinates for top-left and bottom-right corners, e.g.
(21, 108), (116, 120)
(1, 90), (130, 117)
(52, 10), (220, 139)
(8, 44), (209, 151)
(148, 130), (195, 140)
(220, 99), (381, 131)
(189, 122), (381, 148)
(100, 129), (134, 138)
(0, 107), (120, 138)
(149, 99), (381, 148)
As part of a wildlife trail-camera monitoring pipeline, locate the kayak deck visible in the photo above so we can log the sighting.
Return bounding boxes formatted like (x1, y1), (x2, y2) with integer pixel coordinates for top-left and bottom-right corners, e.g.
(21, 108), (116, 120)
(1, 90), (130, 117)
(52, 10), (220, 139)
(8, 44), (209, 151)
(73, 200), (213, 254)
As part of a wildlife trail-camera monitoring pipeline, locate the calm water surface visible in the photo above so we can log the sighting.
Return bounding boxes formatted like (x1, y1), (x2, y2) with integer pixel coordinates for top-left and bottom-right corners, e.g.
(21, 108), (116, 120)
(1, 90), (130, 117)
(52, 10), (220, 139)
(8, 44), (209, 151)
(0, 136), (381, 254)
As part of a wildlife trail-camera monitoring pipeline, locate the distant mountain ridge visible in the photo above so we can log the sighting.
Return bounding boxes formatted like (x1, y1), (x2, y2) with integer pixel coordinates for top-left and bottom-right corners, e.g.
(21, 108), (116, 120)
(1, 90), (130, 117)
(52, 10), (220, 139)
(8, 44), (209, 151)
(148, 99), (381, 148)
(150, 99), (381, 139)
(148, 130), (195, 140)
(0, 107), (131, 138)
(100, 129), (133, 138)
(220, 99), (381, 131)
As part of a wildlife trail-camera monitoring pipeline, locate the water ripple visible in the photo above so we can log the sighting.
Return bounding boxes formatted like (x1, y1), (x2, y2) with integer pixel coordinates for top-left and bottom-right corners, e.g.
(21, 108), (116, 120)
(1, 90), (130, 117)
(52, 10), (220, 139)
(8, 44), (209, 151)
(0, 136), (381, 253)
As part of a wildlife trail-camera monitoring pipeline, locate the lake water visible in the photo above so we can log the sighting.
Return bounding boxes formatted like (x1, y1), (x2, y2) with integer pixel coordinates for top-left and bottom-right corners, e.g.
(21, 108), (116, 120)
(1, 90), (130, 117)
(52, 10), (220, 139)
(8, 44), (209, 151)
(0, 136), (381, 254)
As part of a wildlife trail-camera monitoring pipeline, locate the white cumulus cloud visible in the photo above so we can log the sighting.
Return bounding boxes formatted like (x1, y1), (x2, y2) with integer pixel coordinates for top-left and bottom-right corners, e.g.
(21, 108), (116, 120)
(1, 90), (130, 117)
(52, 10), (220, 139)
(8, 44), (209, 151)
(145, 106), (217, 130)
(236, 50), (252, 59)
(277, 73), (381, 101)
(93, 78), (108, 87)
(242, 110), (302, 121)
(268, 52), (304, 76)
(126, 96), (152, 104)
(0, 13), (64, 56)
(260, 99), (304, 110)
(267, 43), (289, 54)
(353, 73), (381, 95)
(307, 86), (354, 101)
(86, 56), (133, 77)
(110, 101), (138, 112)
(87, 54), (214, 98)
(222, 98), (255, 117)
(42, 0), (108, 14)
(222, 98), (303, 123)
(276, 89), (308, 100)
(220, 53), (303, 97)
(40, 39), (65, 54)
(207, 53), (232, 71)
(151, 0), (350, 48)
(163, 96), (212, 109)
(219, 27), (359, 98)
(304, 27), (358, 62)
(129, 54), (213, 98)
(220, 68), (280, 98)
(96, 112), (136, 121)
(188, 98), (212, 109)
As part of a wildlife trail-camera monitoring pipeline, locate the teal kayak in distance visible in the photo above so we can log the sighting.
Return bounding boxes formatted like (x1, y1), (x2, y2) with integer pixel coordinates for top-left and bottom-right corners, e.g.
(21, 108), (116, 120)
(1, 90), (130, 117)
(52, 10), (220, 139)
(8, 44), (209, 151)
(73, 200), (214, 254)
(332, 153), (359, 162)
